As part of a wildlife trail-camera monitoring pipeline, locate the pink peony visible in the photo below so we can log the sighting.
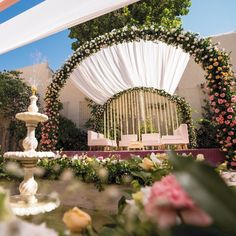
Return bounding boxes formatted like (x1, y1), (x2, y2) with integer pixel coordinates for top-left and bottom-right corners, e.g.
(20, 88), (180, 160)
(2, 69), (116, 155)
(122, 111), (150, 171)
(225, 143), (232, 147)
(227, 107), (234, 113)
(220, 93), (225, 98)
(217, 99), (224, 104)
(231, 162), (236, 167)
(231, 95), (236, 103)
(216, 115), (224, 124)
(144, 175), (212, 229)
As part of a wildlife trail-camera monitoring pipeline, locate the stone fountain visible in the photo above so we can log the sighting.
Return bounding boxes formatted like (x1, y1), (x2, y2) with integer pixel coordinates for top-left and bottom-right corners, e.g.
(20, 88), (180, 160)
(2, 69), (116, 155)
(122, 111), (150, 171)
(4, 86), (60, 216)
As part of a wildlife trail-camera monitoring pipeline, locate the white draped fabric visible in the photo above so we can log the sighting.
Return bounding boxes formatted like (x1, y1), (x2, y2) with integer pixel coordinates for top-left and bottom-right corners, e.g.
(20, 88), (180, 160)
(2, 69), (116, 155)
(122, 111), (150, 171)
(0, 0), (139, 54)
(70, 40), (190, 104)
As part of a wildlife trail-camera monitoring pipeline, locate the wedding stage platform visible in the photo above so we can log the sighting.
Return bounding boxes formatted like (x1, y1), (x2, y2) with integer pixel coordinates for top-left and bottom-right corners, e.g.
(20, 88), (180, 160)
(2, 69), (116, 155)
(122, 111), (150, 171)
(63, 148), (225, 166)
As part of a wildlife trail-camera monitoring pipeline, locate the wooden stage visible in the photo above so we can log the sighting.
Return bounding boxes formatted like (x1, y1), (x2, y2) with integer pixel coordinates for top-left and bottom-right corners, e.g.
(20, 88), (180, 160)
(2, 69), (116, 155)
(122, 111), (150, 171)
(63, 148), (225, 166)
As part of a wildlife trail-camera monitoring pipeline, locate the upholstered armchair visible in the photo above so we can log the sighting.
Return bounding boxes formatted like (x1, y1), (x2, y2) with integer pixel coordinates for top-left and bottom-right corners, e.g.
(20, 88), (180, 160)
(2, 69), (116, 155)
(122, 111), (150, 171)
(141, 133), (161, 149)
(87, 130), (117, 150)
(119, 134), (138, 149)
(161, 124), (189, 149)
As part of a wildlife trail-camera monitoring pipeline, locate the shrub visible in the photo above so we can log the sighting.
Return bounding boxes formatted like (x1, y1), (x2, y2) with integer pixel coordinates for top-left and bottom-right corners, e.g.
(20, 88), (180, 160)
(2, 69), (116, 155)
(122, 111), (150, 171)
(56, 116), (88, 151)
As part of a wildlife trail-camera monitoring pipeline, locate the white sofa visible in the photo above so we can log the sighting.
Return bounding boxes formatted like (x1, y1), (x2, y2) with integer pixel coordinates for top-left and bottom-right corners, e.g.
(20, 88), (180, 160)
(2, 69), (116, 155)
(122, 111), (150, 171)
(119, 134), (138, 149)
(141, 133), (161, 149)
(87, 130), (117, 150)
(161, 124), (189, 149)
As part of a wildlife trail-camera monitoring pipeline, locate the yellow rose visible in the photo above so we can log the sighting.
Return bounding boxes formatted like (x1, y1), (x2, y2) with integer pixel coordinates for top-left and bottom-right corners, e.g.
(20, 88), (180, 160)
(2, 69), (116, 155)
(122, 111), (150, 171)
(213, 61), (219, 66)
(132, 191), (143, 203)
(139, 157), (154, 171)
(86, 157), (93, 162)
(196, 154), (205, 161)
(208, 65), (213, 70)
(63, 207), (92, 233)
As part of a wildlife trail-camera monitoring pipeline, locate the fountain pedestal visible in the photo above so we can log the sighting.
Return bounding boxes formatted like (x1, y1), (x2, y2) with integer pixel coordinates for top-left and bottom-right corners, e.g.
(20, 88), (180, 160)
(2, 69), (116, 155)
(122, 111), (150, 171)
(4, 89), (60, 216)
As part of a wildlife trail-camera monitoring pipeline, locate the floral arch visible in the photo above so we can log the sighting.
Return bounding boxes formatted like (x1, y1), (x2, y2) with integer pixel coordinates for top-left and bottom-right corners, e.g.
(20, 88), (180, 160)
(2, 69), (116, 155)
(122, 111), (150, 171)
(41, 26), (236, 167)
(89, 87), (197, 148)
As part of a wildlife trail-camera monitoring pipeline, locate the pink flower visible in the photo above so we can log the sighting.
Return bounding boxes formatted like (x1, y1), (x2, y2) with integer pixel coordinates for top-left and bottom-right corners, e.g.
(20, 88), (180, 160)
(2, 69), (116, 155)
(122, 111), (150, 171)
(97, 156), (104, 161)
(227, 115), (233, 119)
(231, 95), (236, 103)
(144, 175), (212, 229)
(214, 109), (220, 113)
(209, 95), (214, 101)
(227, 107), (234, 113)
(217, 99), (224, 104)
(216, 115), (224, 124)
(233, 139), (236, 143)
(231, 162), (236, 167)
(220, 93), (225, 98)
(225, 143), (232, 147)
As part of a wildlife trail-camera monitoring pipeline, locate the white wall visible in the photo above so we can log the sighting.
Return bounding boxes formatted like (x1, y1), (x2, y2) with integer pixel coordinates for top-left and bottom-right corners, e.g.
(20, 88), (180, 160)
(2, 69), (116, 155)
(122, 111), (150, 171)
(18, 62), (90, 128)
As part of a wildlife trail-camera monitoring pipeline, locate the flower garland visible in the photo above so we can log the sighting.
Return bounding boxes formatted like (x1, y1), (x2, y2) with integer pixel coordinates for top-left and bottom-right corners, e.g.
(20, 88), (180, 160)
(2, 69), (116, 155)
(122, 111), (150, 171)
(90, 87), (197, 148)
(41, 25), (235, 168)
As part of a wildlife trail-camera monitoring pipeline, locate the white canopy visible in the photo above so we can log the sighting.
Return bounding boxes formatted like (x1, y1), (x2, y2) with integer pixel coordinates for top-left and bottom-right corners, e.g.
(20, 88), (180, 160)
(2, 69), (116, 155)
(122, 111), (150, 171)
(0, 0), (139, 54)
(70, 40), (190, 104)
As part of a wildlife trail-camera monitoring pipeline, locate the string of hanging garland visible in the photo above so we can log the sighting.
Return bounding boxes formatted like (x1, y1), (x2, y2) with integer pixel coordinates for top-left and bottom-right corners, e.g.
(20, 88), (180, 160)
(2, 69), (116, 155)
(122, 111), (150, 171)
(90, 87), (197, 148)
(41, 25), (235, 168)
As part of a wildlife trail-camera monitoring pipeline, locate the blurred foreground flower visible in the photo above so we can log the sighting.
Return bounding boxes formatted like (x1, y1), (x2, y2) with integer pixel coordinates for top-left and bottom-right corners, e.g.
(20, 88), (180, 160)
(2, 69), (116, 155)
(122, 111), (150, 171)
(0, 187), (57, 235)
(63, 207), (91, 234)
(144, 175), (212, 229)
(0, 187), (14, 221)
(0, 220), (58, 236)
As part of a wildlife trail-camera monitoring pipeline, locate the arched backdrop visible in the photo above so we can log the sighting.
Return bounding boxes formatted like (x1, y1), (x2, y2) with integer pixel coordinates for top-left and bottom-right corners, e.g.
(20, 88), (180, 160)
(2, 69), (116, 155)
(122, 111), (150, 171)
(41, 26), (236, 167)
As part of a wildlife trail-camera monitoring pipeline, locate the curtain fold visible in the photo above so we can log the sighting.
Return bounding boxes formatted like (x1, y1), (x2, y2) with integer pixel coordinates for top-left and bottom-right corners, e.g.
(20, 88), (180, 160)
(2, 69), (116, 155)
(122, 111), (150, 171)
(70, 40), (190, 104)
(0, 0), (139, 54)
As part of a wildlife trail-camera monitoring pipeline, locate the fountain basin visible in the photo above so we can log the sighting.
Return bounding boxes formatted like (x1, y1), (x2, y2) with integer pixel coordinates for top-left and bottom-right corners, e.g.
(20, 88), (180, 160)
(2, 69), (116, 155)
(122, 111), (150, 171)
(4, 151), (55, 160)
(10, 194), (60, 216)
(16, 112), (48, 123)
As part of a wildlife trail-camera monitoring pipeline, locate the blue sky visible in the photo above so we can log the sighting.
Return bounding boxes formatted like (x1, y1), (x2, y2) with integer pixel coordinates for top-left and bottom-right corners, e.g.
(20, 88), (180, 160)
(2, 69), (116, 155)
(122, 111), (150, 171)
(0, 0), (236, 72)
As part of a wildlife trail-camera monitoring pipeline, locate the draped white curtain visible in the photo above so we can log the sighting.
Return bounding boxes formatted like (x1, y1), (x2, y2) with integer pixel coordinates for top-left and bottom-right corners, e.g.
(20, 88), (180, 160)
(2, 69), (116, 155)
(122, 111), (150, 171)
(70, 40), (190, 104)
(0, 0), (139, 54)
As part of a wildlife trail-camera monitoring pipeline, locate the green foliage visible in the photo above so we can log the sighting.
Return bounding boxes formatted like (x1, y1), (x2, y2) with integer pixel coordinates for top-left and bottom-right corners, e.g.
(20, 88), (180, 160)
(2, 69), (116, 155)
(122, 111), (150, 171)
(196, 86), (219, 148)
(69, 0), (191, 49)
(0, 154), (171, 190)
(85, 98), (104, 133)
(0, 71), (31, 118)
(140, 119), (157, 134)
(0, 71), (32, 150)
(56, 116), (88, 151)
(37, 155), (171, 191)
